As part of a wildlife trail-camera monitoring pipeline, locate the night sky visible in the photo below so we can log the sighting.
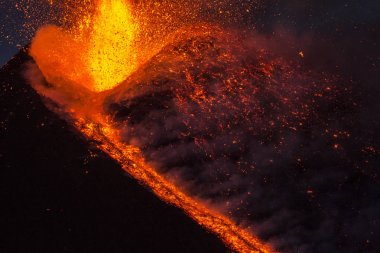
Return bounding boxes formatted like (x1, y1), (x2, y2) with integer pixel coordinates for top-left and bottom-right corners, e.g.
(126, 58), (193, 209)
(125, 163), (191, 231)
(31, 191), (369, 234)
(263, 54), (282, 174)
(0, 0), (25, 66)
(1, 1), (379, 69)
(1, 1), (380, 252)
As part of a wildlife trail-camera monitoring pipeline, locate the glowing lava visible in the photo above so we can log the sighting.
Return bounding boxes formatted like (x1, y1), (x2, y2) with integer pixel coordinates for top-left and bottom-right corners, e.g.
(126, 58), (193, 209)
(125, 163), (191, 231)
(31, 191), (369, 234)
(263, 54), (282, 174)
(87, 0), (138, 92)
(30, 0), (139, 92)
(74, 116), (275, 253)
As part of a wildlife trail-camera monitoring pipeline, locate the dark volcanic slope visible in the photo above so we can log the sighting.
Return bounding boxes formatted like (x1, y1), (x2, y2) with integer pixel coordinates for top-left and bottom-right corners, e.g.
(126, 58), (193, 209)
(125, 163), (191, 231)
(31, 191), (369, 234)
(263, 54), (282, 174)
(0, 50), (228, 253)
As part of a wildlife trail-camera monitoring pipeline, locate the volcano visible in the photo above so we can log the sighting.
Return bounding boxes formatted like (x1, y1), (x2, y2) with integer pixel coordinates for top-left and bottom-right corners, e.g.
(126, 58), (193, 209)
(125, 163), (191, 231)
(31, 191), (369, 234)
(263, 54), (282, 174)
(2, 1), (380, 252)
(0, 49), (230, 253)
(2, 21), (380, 252)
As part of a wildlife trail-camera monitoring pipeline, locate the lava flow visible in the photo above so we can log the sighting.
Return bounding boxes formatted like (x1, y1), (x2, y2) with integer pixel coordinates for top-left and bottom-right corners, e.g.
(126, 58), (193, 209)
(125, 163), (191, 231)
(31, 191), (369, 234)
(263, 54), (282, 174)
(73, 116), (275, 253)
(26, 0), (276, 252)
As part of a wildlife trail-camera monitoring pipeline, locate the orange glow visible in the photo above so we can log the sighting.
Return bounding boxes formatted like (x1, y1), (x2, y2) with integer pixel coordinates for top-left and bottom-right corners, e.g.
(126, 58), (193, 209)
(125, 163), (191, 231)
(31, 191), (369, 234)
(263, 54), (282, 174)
(87, 0), (138, 92)
(30, 0), (140, 92)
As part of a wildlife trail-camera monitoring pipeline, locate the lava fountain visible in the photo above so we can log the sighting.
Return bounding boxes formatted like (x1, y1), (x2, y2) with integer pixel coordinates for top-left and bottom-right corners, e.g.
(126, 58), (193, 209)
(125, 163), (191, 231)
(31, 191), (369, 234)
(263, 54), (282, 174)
(29, 0), (140, 92)
(26, 0), (277, 252)
(84, 0), (139, 91)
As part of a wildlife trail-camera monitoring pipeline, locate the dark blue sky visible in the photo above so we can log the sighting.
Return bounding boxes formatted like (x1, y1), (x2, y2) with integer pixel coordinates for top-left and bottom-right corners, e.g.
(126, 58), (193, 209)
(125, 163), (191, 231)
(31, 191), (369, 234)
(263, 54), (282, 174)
(0, 0), (21, 66)
(0, 43), (22, 67)
(0, 0), (27, 66)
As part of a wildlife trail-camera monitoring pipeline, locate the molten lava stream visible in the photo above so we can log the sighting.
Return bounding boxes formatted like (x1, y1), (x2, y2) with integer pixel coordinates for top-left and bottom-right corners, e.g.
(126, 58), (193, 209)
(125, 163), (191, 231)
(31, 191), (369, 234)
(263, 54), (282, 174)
(73, 116), (275, 253)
